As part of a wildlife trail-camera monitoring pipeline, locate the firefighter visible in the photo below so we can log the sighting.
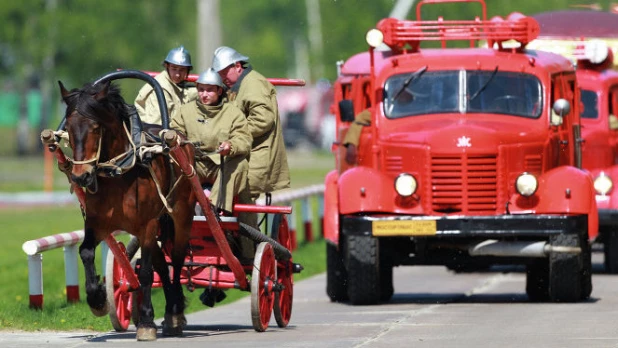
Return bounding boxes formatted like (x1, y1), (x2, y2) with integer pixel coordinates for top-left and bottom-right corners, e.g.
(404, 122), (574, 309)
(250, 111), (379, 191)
(342, 108), (371, 165)
(171, 68), (256, 307)
(171, 68), (253, 221)
(212, 46), (290, 202)
(135, 46), (197, 125)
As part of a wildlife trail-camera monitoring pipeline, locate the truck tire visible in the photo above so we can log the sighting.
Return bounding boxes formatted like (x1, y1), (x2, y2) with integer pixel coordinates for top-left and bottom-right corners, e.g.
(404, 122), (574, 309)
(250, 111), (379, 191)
(379, 263), (394, 302)
(526, 259), (549, 302)
(345, 234), (381, 305)
(326, 242), (348, 302)
(604, 231), (618, 274)
(547, 234), (583, 302)
(580, 237), (593, 300)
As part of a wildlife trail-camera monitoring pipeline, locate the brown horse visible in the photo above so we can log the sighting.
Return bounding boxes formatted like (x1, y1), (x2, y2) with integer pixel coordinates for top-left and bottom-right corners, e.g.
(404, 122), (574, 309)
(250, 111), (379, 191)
(59, 80), (195, 341)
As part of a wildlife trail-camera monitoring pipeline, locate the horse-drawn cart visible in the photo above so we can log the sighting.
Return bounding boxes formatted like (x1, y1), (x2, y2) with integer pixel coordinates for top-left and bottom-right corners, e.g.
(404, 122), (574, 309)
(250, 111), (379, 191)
(40, 70), (303, 340)
(104, 195), (299, 333)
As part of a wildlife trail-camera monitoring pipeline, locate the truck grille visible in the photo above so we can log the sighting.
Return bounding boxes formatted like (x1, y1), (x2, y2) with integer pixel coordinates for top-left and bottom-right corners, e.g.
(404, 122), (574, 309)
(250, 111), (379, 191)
(524, 154), (542, 174)
(431, 154), (497, 214)
(385, 155), (403, 174)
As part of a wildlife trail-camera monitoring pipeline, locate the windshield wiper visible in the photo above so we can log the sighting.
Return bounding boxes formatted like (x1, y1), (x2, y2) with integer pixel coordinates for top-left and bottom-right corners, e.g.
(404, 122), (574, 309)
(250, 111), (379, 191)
(469, 66), (498, 101)
(391, 66), (428, 102)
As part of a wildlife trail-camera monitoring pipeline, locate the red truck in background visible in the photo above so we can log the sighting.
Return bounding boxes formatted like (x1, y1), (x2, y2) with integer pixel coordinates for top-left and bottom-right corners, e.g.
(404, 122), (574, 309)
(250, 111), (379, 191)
(324, 0), (598, 305)
(528, 9), (618, 273)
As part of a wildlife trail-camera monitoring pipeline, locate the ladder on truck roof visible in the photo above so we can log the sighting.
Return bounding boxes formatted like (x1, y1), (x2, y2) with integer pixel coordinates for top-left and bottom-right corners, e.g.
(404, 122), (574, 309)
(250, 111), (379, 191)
(378, 0), (540, 51)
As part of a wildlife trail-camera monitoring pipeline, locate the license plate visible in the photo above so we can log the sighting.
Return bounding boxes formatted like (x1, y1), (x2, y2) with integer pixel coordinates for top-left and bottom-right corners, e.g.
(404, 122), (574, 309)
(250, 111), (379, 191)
(372, 220), (437, 236)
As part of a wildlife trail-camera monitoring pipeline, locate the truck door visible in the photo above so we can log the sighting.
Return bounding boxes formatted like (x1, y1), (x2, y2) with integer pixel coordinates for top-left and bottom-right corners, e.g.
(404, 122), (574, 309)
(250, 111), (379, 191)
(609, 86), (618, 164)
(336, 76), (372, 172)
(550, 73), (578, 168)
(354, 78), (373, 166)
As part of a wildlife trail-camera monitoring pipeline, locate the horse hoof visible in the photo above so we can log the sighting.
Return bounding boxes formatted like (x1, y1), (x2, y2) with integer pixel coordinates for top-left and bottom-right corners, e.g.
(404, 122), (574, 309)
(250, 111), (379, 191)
(89, 302), (109, 317)
(162, 313), (186, 337)
(136, 326), (157, 341)
(162, 325), (183, 337)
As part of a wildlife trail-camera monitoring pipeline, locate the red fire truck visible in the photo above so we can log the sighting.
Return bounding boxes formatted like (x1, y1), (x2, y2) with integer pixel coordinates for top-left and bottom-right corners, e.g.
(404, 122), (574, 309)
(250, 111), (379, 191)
(527, 10), (618, 273)
(324, 0), (598, 304)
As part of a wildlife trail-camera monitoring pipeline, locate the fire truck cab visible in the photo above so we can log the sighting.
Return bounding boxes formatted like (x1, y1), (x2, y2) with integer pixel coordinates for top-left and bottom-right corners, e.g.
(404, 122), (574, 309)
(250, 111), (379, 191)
(324, 0), (597, 305)
(576, 53), (618, 272)
(527, 10), (618, 273)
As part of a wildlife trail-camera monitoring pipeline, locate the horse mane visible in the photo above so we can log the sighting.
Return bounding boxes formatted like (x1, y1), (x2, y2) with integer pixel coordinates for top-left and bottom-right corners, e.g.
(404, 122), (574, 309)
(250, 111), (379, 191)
(64, 82), (129, 122)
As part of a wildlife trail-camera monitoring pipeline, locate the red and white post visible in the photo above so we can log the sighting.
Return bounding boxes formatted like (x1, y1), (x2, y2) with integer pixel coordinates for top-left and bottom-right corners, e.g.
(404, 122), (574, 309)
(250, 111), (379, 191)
(288, 203), (298, 250)
(64, 244), (80, 303)
(27, 254), (43, 309)
(302, 197), (313, 243)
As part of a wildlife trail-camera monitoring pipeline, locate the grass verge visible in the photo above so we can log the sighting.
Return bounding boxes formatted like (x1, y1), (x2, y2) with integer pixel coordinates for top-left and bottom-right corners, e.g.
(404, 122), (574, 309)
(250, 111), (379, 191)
(0, 149), (333, 331)
(0, 193), (328, 331)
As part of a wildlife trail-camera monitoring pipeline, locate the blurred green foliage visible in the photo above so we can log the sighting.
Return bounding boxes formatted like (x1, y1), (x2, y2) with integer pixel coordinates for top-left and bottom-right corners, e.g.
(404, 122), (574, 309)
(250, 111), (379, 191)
(0, 0), (610, 88)
(0, 0), (611, 155)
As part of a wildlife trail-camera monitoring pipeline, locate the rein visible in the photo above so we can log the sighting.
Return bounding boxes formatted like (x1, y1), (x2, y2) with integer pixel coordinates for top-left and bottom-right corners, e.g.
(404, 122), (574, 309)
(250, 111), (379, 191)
(57, 120), (137, 177)
(94, 120), (137, 176)
(70, 134), (103, 165)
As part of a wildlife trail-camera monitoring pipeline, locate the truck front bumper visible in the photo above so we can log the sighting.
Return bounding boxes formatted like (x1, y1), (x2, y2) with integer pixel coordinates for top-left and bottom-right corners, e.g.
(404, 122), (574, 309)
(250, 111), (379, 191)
(341, 214), (587, 238)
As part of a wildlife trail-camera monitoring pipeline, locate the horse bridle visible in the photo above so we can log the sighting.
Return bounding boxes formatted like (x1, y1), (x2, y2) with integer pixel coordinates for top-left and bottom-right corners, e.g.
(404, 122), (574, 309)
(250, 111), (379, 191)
(69, 130), (104, 166)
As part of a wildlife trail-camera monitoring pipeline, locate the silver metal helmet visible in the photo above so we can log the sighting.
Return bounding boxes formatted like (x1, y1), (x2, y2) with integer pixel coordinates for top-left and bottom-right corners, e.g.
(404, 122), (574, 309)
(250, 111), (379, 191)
(196, 68), (225, 88)
(212, 46), (249, 72)
(163, 46), (193, 69)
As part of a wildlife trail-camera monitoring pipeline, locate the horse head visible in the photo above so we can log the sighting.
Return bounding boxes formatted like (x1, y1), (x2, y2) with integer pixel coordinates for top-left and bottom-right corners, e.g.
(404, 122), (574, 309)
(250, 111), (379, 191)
(59, 80), (129, 189)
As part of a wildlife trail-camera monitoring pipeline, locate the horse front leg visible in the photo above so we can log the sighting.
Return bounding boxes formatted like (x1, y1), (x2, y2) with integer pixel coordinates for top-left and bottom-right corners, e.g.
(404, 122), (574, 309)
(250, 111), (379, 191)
(79, 227), (108, 316)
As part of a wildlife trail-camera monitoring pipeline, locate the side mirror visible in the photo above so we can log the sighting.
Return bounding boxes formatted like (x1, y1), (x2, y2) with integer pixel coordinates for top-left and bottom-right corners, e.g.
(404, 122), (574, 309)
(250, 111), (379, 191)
(551, 98), (570, 126)
(338, 100), (355, 122)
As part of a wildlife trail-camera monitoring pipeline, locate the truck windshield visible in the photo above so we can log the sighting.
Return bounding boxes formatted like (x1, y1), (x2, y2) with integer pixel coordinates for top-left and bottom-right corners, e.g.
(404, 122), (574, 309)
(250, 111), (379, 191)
(383, 70), (542, 119)
(580, 89), (598, 119)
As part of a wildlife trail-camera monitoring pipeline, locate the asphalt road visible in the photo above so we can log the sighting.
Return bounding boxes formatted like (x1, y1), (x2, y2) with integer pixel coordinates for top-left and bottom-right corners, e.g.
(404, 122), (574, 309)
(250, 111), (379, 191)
(3, 253), (618, 348)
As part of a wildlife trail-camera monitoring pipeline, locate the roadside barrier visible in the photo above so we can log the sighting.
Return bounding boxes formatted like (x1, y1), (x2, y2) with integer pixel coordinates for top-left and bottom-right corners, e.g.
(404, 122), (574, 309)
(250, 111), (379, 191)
(22, 230), (83, 309)
(22, 184), (325, 309)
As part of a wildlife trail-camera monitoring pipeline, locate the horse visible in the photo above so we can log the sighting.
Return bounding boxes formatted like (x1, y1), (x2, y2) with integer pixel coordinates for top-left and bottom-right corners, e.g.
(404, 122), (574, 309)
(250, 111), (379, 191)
(58, 80), (196, 341)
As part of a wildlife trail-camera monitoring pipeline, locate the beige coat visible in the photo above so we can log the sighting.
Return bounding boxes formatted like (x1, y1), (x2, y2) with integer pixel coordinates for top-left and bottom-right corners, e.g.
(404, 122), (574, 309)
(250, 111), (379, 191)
(343, 108), (372, 147)
(172, 99), (252, 213)
(228, 68), (290, 196)
(135, 70), (197, 125)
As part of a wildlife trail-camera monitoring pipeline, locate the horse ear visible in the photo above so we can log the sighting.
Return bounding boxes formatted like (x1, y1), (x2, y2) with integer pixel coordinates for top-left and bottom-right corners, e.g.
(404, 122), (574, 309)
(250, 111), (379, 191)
(58, 81), (70, 99)
(94, 81), (110, 101)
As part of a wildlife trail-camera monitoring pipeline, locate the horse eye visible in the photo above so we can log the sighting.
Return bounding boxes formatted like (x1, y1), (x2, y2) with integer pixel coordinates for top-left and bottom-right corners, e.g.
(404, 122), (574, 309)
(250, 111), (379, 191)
(91, 123), (100, 132)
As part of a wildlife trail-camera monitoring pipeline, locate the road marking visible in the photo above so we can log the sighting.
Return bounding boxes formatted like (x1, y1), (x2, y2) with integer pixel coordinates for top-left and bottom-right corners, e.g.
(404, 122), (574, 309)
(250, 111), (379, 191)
(353, 273), (512, 347)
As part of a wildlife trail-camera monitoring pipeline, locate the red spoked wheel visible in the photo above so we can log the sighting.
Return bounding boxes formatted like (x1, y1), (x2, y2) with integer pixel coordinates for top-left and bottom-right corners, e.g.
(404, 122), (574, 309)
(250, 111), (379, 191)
(251, 242), (276, 332)
(272, 214), (293, 328)
(105, 241), (134, 332)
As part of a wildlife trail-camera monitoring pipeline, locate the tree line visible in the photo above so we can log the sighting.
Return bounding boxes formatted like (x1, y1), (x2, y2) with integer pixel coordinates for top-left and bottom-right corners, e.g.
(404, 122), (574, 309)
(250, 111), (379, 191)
(0, 0), (607, 150)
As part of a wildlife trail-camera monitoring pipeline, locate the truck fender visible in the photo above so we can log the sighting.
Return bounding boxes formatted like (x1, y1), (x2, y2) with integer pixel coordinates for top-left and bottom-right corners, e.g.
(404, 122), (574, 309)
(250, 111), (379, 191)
(534, 166), (598, 239)
(338, 166), (393, 214)
(324, 170), (340, 244)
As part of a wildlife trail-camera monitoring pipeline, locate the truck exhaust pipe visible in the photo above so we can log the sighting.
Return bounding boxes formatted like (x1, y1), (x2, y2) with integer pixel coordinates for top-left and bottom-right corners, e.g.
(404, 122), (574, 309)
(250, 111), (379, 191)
(468, 239), (581, 258)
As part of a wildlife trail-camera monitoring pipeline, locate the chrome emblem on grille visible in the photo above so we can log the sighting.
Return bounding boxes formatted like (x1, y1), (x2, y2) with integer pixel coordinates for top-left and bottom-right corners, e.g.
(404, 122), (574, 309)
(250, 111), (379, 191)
(456, 136), (471, 147)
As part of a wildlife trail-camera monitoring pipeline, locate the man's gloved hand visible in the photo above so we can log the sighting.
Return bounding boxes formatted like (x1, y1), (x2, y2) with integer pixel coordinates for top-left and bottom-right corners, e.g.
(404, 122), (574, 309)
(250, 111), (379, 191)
(345, 144), (357, 165)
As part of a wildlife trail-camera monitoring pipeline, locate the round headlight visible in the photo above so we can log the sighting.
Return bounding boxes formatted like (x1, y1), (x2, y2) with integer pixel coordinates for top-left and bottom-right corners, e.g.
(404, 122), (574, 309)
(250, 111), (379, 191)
(515, 173), (538, 197)
(594, 172), (613, 195)
(366, 29), (384, 48)
(395, 173), (417, 197)
(584, 40), (609, 64)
